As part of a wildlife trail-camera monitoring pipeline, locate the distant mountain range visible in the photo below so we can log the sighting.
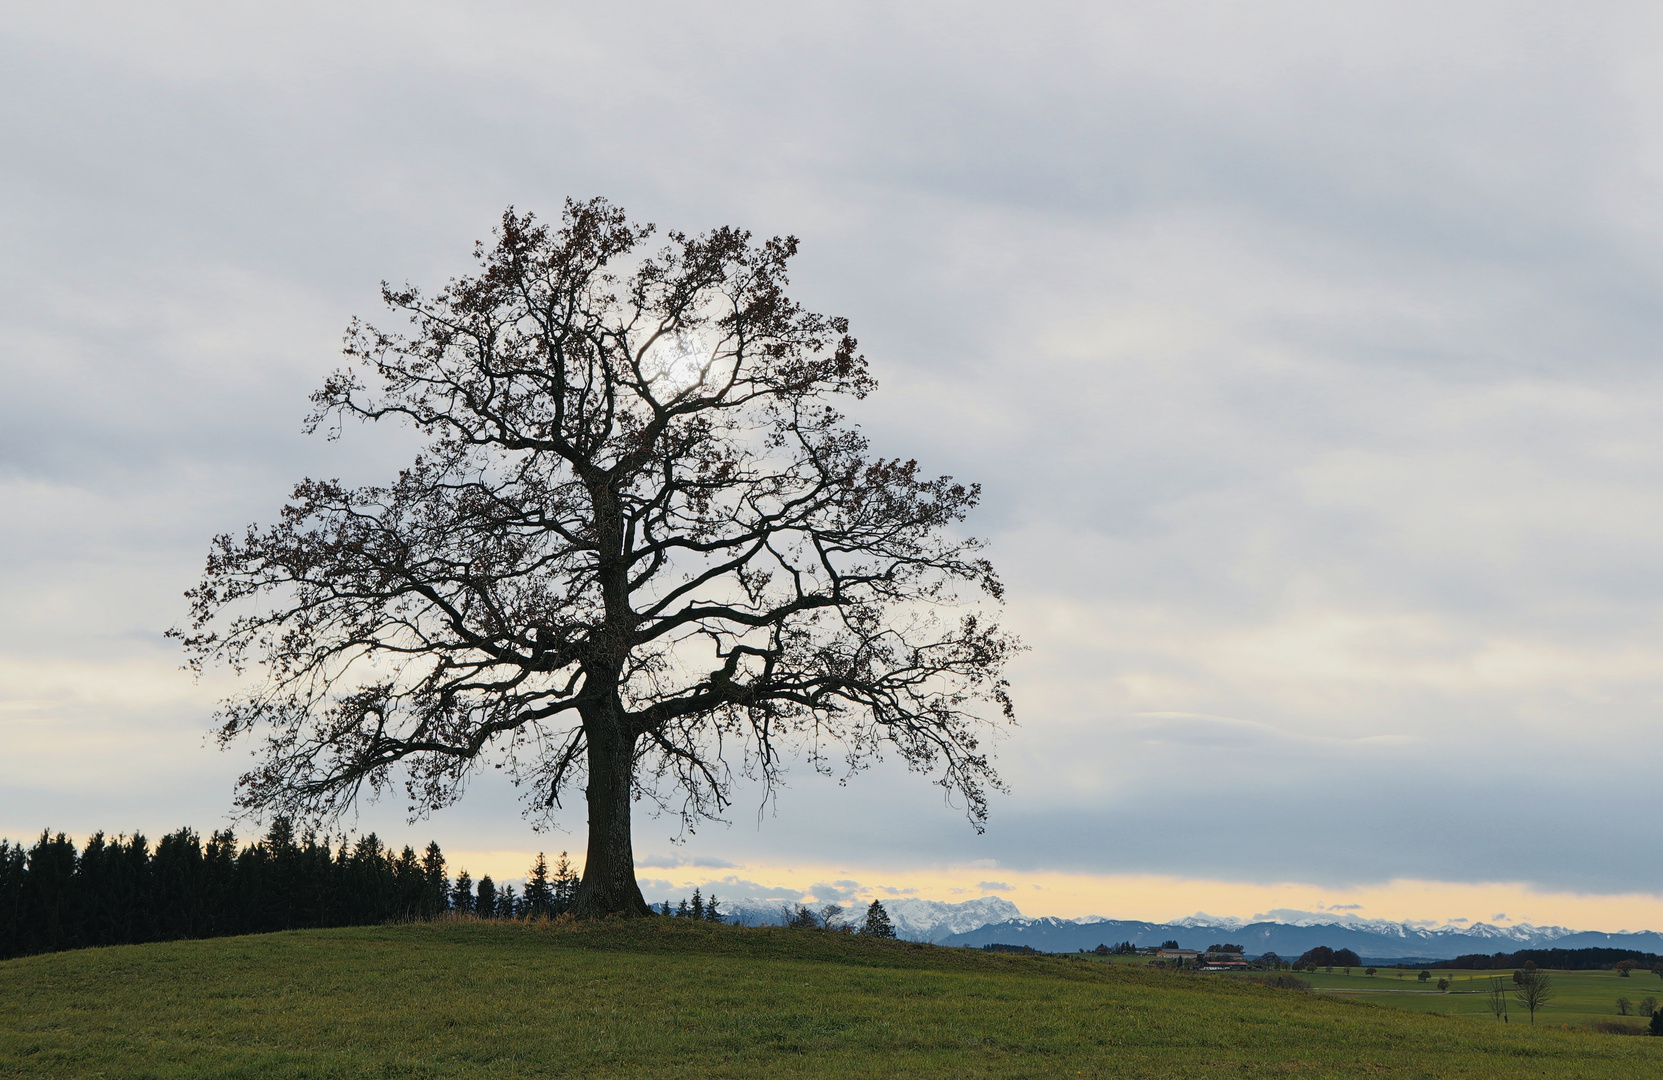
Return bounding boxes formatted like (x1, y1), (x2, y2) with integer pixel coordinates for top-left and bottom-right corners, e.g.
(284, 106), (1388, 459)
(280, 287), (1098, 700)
(716, 896), (1663, 960)
(720, 896), (1022, 939)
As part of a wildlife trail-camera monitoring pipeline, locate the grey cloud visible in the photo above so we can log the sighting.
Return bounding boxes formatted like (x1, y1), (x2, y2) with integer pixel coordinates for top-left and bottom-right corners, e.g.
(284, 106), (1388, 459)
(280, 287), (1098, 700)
(684, 877), (805, 904)
(808, 882), (864, 905)
(634, 854), (740, 870)
(7, 1), (1663, 914)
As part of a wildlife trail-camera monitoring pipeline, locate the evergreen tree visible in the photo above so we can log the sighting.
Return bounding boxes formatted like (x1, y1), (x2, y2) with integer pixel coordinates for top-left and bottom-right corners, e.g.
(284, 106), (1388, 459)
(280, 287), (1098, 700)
(0, 840), (24, 957)
(203, 830), (238, 937)
(452, 870), (475, 915)
(524, 853), (554, 918)
(691, 889), (704, 920)
(22, 832), (77, 954)
(153, 828), (207, 941)
(74, 832), (113, 948)
(705, 894), (723, 922)
(861, 900), (896, 938)
(112, 832), (156, 945)
(262, 819), (300, 931)
(676, 898), (690, 918)
(552, 852), (576, 914)
(393, 846), (424, 920)
(476, 875), (497, 918)
(420, 841), (448, 918)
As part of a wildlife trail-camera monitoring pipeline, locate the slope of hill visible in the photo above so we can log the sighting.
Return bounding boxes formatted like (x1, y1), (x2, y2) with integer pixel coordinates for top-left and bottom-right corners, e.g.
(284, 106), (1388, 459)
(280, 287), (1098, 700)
(2, 919), (1658, 1077)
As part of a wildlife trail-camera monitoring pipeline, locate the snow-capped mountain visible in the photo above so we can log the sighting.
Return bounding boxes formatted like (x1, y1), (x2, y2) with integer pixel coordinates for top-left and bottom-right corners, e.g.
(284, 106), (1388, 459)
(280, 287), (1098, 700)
(935, 912), (1663, 960)
(881, 897), (1024, 942)
(701, 894), (1663, 960)
(717, 895), (1022, 941)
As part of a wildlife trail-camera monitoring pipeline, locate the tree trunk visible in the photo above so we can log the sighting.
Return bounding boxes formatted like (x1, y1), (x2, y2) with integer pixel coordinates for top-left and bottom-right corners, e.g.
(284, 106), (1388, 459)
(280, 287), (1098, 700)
(570, 718), (651, 918)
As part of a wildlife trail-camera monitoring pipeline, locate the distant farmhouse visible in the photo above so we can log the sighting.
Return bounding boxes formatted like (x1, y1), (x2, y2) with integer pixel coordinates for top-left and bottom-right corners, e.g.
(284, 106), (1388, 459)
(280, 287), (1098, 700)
(1151, 944), (1247, 970)
(1089, 941), (1249, 969)
(1199, 944), (1248, 971)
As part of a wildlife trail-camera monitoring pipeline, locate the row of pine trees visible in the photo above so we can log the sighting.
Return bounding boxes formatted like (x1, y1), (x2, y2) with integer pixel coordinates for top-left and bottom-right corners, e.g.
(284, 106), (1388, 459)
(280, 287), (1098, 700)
(0, 821), (579, 960)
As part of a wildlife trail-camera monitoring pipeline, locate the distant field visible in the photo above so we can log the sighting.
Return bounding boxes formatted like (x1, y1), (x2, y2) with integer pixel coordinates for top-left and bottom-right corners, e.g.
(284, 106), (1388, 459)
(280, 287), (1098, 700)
(1080, 954), (1663, 1028)
(4, 921), (1662, 1078)
(1278, 965), (1663, 1027)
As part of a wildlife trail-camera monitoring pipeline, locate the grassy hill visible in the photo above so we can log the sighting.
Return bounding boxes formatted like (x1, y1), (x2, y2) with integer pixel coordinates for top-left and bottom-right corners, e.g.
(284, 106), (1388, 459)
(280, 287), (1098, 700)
(3, 920), (1661, 1078)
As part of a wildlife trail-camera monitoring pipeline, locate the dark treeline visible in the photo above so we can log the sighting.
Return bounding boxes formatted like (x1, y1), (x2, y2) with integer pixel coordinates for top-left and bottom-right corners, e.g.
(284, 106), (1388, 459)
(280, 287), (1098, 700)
(1445, 948), (1663, 971)
(0, 821), (578, 960)
(1298, 946), (1362, 969)
(655, 888), (726, 922)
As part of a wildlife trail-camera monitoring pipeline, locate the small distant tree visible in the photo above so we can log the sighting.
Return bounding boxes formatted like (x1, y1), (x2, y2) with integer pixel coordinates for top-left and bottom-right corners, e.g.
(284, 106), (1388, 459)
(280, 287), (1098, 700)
(1417, 970), (1431, 983)
(1487, 977), (1509, 1023)
(785, 904), (819, 929)
(690, 889), (705, 920)
(1513, 968), (1556, 1024)
(1161, 940), (1180, 950)
(704, 894), (723, 922)
(1436, 977), (1450, 991)
(676, 898), (690, 918)
(861, 900), (897, 938)
(1259, 951), (1283, 970)
(1365, 967), (1377, 977)
(821, 904), (846, 931)
(1618, 960), (1636, 977)
(1617, 997), (1633, 1016)
(1332, 949), (1361, 968)
(476, 875), (497, 918)
(1640, 995), (1657, 1016)
(498, 883), (519, 917)
(451, 869), (475, 914)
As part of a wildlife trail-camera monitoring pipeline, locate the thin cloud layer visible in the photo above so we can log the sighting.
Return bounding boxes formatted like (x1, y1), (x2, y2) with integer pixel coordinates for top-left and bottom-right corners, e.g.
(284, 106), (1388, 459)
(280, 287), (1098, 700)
(4, 2), (1663, 916)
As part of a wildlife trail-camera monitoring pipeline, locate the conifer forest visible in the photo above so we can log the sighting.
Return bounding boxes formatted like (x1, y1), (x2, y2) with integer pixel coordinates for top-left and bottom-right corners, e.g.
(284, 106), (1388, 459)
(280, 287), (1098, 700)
(0, 822), (580, 959)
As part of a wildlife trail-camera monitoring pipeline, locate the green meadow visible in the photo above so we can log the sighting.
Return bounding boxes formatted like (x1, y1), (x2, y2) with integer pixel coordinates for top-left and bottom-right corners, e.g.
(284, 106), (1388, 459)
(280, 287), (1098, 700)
(4, 920), (1662, 1078)
(1271, 964), (1663, 1027)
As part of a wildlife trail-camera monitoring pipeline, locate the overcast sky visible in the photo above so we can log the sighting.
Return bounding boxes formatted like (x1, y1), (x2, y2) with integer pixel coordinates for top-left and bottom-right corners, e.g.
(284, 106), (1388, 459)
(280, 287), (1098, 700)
(7, 1), (1663, 929)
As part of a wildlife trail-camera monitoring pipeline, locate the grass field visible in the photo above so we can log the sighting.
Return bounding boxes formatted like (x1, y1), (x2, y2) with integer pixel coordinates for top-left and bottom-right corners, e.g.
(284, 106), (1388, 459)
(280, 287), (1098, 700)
(1270, 964), (1663, 1027)
(4, 921), (1663, 1078)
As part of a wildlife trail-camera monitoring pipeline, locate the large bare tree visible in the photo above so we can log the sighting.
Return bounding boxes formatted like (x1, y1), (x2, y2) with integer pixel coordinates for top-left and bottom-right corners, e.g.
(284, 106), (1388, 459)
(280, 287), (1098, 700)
(176, 200), (1017, 917)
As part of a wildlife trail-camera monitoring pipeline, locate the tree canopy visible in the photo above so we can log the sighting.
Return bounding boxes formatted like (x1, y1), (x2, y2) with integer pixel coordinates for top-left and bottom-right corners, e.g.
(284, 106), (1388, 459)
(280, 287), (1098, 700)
(177, 199), (1018, 916)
